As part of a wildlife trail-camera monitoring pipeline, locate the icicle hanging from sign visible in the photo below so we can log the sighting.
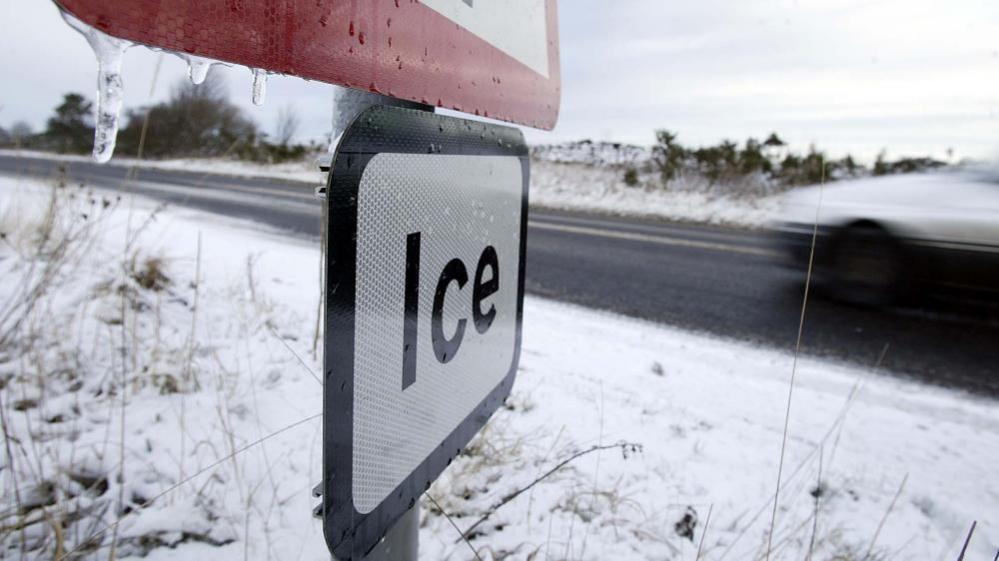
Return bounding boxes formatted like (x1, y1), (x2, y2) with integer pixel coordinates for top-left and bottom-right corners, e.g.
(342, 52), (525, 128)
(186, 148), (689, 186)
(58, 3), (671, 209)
(60, 10), (131, 163)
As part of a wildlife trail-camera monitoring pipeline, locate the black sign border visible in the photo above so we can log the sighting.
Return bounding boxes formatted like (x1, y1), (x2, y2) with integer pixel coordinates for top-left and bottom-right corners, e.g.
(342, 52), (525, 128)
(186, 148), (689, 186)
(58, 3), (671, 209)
(322, 105), (529, 560)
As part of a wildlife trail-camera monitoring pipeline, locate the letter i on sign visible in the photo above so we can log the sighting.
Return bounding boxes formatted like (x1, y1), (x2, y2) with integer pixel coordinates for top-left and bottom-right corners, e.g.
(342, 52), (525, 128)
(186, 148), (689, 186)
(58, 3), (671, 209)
(402, 232), (421, 390)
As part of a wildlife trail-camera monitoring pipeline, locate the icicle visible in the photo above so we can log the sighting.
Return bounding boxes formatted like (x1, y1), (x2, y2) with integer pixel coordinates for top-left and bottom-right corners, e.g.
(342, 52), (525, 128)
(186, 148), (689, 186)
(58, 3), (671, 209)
(184, 55), (213, 85)
(251, 69), (268, 106)
(60, 10), (130, 163)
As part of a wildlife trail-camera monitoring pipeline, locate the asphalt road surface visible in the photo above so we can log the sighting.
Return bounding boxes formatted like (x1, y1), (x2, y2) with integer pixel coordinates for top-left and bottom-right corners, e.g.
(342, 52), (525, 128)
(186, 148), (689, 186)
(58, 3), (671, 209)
(3, 153), (997, 396)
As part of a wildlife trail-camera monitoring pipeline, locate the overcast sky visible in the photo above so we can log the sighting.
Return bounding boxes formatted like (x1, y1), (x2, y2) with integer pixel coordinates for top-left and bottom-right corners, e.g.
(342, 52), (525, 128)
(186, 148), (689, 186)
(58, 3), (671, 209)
(2, 1), (997, 161)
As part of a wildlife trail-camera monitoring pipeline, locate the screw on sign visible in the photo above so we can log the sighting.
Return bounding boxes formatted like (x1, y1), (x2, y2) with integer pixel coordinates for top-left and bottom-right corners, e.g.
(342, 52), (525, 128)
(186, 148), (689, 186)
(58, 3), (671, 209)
(54, 1), (560, 559)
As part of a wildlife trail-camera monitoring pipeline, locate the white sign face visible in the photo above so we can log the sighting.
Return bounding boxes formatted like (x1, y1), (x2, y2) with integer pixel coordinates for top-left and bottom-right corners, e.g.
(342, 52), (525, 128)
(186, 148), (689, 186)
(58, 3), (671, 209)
(322, 105), (528, 559)
(421, 0), (551, 77)
(352, 153), (522, 512)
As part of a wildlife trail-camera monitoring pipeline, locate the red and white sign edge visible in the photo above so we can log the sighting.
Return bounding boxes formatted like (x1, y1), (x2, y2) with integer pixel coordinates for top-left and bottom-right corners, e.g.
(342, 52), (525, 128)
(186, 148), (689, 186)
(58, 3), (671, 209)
(54, 0), (561, 129)
(422, 0), (550, 78)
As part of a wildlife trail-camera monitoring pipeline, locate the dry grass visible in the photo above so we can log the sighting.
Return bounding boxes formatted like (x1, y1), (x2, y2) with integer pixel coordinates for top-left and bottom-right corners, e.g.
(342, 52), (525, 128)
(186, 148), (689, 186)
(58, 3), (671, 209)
(0, 176), (284, 559)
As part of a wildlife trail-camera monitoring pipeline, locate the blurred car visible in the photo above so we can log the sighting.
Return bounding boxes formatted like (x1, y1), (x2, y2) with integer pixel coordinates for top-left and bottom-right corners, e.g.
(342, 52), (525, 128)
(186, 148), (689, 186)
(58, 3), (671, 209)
(772, 169), (999, 305)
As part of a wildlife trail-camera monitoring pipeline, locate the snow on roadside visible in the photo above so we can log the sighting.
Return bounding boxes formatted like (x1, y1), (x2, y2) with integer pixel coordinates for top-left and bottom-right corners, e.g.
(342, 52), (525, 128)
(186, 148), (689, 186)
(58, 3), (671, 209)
(0, 174), (995, 560)
(0, 148), (325, 184)
(530, 159), (781, 227)
(1, 149), (780, 228)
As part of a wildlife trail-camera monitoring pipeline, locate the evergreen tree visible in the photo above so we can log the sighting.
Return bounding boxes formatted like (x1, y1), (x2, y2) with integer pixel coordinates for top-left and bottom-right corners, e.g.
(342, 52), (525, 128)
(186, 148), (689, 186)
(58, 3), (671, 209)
(651, 130), (686, 183)
(873, 150), (889, 176)
(718, 140), (738, 170)
(839, 155), (860, 177)
(44, 93), (94, 154)
(693, 146), (724, 182)
(738, 138), (771, 175)
(622, 166), (639, 187)
(800, 145), (826, 184)
(763, 132), (785, 148)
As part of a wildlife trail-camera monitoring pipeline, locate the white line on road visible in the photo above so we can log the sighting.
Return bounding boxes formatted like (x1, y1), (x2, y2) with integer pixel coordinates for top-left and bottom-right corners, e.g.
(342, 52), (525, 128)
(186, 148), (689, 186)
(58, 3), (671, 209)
(528, 220), (779, 257)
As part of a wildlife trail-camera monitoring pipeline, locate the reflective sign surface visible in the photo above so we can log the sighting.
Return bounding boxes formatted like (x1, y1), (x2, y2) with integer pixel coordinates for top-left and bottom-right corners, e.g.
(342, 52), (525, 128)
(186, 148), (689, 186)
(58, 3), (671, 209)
(352, 152), (522, 513)
(322, 105), (528, 559)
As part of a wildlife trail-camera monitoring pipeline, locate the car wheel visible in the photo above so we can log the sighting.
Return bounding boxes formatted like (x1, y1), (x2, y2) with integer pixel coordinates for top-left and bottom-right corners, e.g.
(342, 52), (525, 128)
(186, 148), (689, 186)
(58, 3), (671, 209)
(827, 224), (903, 306)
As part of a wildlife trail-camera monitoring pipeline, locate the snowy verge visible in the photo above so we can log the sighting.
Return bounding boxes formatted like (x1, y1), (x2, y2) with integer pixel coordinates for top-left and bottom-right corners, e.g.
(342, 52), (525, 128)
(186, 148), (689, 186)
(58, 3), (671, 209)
(530, 159), (781, 227)
(0, 148), (326, 184)
(0, 174), (995, 560)
(1, 149), (779, 227)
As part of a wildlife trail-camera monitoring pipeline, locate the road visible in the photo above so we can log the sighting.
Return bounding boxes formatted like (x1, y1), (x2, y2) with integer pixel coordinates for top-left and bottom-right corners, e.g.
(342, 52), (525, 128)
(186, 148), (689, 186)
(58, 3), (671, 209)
(3, 153), (997, 396)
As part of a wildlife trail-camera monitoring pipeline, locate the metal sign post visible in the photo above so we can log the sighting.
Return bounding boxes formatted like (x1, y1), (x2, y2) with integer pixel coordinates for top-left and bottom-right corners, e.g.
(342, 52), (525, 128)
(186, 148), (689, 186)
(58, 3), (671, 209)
(321, 105), (528, 560)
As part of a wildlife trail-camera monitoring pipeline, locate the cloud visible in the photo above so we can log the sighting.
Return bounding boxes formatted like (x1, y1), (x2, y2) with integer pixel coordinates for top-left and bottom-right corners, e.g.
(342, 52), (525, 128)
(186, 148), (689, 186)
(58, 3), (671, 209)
(2, 1), (996, 160)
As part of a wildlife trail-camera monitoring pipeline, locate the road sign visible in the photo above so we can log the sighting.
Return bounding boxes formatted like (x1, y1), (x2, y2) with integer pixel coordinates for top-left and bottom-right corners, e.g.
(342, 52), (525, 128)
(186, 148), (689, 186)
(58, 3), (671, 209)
(54, 0), (561, 129)
(322, 105), (527, 559)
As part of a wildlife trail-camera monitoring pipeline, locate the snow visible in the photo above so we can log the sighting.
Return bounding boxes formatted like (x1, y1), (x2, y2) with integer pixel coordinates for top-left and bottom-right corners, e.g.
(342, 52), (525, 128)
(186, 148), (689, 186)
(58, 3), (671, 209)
(0, 148), (326, 184)
(1, 149), (780, 227)
(530, 160), (781, 227)
(531, 141), (652, 167)
(1, 173), (996, 560)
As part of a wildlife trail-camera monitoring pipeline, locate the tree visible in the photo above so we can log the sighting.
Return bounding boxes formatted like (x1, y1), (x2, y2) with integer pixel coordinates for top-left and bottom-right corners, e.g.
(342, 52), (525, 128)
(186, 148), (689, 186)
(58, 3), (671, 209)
(718, 140), (738, 169)
(44, 93), (94, 154)
(116, 77), (259, 158)
(274, 105), (301, 147)
(887, 156), (946, 174)
(763, 132), (785, 148)
(873, 150), (889, 176)
(778, 153), (802, 184)
(10, 122), (33, 146)
(622, 166), (639, 187)
(738, 138), (771, 175)
(651, 129), (686, 183)
(838, 155), (861, 178)
(775, 146), (826, 186)
(692, 146), (724, 182)
(800, 145), (826, 184)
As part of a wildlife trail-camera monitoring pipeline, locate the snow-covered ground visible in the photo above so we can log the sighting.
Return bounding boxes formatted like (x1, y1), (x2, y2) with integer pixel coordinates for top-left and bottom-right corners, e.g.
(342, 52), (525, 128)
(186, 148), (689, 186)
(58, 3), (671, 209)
(1, 173), (996, 560)
(0, 149), (780, 227)
(530, 160), (780, 227)
(531, 141), (652, 167)
(0, 148), (326, 184)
